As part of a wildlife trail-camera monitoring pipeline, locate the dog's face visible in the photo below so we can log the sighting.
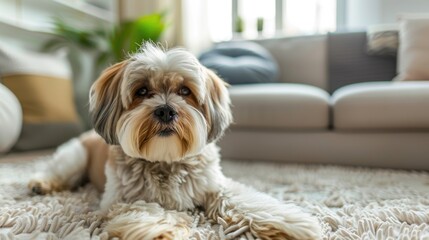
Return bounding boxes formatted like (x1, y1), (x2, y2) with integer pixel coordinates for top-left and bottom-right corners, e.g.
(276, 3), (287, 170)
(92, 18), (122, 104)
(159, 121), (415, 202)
(89, 44), (232, 162)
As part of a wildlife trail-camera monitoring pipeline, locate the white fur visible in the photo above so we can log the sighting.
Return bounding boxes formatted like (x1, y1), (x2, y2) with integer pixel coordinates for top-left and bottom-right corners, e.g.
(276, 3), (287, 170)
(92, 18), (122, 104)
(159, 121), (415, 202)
(117, 93), (207, 162)
(34, 139), (322, 239)
(145, 135), (183, 163)
(124, 43), (206, 103)
(32, 139), (87, 189)
(214, 179), (322, 239)
(100, 163), (121, 211)
(99, 143), (321, 239)
(106, 201), (193, 240)
(31, 44), (322, 240)
(116, 111), (143, 158)
(184, 104), (208, 154)
(100, 143), (224, 213)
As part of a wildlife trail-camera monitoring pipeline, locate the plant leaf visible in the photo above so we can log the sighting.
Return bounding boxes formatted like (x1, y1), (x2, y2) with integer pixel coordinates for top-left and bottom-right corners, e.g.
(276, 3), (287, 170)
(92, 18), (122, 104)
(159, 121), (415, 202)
(128, 13), (165, 54)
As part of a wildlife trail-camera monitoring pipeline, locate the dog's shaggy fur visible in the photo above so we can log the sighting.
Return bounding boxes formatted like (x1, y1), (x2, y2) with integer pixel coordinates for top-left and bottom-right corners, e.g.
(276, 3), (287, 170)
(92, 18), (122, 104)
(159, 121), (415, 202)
(28, 44), (321, 239)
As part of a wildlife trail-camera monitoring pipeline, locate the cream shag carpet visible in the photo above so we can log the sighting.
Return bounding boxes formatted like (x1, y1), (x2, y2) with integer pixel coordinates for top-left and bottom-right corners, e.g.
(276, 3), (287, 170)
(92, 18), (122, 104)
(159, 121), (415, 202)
(1, 157), (429, 239)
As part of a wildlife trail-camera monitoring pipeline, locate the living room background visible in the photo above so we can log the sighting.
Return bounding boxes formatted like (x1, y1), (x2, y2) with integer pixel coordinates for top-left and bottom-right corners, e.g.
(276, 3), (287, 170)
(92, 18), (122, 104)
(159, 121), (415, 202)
(2, 1), (429, 239)
(2, 0), (429, 53)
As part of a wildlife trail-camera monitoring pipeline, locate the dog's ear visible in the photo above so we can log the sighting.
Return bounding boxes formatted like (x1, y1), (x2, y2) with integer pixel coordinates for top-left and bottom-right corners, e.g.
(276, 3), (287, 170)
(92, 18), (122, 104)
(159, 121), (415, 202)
(89, 61), (127, 145)
(203, 68), (233, 143)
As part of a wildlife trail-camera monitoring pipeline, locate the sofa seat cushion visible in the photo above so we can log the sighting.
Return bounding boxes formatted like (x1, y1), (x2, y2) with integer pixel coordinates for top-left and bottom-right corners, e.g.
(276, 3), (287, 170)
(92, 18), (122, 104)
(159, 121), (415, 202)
(332, 82), (429, 130)
(229, 84), (330, 129)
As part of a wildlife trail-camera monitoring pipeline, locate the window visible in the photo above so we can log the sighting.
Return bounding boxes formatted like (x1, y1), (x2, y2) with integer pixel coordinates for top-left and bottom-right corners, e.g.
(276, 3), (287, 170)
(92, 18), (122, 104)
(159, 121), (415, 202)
(283, 0), (336, 36)
(208, 0), (233, 42)
(237, 0), (277, 38)
(209, 0), (338, 41)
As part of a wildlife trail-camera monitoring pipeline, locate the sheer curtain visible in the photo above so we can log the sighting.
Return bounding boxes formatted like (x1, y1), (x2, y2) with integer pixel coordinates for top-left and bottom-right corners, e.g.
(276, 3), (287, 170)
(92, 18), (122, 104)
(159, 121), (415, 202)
(118, 0), (213, 54)
(178, 0), (212, 54)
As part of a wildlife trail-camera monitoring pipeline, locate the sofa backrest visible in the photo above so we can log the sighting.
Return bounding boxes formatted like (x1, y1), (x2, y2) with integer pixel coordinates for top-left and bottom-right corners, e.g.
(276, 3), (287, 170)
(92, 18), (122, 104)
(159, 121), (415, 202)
(255, 32), (397, 93)
(327, 32), (397, 93)
(255, 35), (328, 91)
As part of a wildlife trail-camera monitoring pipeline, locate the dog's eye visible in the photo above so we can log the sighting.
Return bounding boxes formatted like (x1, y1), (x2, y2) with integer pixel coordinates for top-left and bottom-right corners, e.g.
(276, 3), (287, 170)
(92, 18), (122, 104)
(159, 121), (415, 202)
(178, 86), (191, 96)
(136, 87), (148, 97)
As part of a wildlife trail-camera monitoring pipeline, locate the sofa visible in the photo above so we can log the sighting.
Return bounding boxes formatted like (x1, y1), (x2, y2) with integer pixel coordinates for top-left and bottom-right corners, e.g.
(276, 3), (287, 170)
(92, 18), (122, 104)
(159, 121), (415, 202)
(218, 31), (429, 170)
(2, 26), (429, 171)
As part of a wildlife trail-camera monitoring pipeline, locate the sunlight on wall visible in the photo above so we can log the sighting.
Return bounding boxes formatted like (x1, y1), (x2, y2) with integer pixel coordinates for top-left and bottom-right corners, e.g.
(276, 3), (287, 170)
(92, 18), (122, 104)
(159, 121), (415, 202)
(208, 0), (232, 42)
(284, 0), (336, 36)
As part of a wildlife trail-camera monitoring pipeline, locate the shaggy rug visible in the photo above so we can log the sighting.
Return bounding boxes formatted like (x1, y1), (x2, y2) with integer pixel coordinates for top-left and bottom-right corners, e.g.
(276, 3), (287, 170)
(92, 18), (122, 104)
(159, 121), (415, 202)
(1, 155), (429, 239)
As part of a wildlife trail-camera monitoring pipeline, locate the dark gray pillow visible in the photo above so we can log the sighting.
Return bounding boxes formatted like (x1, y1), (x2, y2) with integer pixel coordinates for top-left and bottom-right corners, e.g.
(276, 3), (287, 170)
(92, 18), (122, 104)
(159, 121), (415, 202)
(327, 32), (397, 93)
(199, 42), (279, 84)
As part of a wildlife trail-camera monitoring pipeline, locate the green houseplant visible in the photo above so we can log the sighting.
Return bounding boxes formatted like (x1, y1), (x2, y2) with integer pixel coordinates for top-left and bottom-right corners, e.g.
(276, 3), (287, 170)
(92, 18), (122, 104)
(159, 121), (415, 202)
(43, 13), (166, 129)
(107, 13), (166, 62)
(45, 13), (166, 66)
(235, 16), (244, 33)
(257, 17), (264, 33)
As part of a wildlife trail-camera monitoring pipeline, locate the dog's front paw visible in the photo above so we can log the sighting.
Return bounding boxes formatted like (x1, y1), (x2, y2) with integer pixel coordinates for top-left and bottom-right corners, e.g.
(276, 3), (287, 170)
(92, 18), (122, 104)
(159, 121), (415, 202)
(218, 216), (286, 240)
(28, 179), (56, 195)
(107, 215), (189, 240)
(217, 216), (253, 239)
(153, 232), (174, 240)
(210, 180), (322, 240)
(218, 213), (321, 240)
(106, 201), (192, 240)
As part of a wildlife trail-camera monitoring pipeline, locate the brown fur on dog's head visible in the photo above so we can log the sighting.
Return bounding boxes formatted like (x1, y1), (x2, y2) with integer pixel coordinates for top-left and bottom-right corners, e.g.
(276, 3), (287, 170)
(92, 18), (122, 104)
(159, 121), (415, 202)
(89, 43), (232, 162)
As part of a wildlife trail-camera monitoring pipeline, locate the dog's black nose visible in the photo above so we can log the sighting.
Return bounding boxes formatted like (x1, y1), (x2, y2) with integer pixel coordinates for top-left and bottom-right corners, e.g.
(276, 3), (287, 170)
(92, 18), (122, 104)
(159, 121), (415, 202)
(154, 105), (177, 123)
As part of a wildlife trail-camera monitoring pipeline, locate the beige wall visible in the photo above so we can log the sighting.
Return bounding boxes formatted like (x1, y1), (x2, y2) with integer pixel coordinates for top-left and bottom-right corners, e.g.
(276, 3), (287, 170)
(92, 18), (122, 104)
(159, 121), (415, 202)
(346, 0), (429, 30)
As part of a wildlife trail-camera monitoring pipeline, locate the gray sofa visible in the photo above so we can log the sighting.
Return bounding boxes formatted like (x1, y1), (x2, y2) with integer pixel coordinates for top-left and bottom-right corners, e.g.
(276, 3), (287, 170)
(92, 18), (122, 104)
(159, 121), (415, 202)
(2, 28), (428, 171)
(218, 32), (429, 170)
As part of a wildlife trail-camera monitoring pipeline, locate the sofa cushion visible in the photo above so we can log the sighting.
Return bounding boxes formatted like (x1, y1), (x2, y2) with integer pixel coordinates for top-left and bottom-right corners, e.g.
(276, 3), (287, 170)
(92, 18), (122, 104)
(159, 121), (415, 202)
(396, 18), (429, 81)
(229, 84), (330, 129)
(255, 35), (328, 90)
(332, 82), (429, 130)
(199, 42), (279, 84)
(0, 45), (83, 151)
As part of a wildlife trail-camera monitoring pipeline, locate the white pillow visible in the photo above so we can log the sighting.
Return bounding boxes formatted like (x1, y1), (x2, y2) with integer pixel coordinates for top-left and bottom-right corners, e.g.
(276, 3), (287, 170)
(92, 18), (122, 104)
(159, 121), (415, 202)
(0, 83), (22, 153)
(396, 18), (429, 81)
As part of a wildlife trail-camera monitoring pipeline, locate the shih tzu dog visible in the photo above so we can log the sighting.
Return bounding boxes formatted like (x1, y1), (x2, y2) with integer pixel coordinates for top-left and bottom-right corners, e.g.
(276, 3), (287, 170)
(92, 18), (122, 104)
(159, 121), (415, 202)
(28, 43), (321, 240)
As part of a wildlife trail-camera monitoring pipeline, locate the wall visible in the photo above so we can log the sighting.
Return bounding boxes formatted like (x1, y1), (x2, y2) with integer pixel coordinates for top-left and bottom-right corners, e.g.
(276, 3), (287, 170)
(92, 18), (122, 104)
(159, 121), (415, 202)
(345, 0), (429, 30)
(380, 0), (429, 22)
(346, 0), (380, 30)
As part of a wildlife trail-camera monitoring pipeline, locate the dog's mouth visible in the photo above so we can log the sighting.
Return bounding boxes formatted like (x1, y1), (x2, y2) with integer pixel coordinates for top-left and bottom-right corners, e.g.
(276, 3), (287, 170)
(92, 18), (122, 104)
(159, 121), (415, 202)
(158, 128), (174, 137)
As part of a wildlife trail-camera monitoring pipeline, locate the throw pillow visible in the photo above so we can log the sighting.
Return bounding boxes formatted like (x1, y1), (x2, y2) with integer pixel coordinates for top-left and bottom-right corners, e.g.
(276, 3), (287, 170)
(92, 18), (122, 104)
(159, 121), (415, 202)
(366, 24), (399, 57)
(0, 45), (83, 151)
(395, 18), (429, 81)
(0, 83), (22, 153)
(199, 42), (279, 84)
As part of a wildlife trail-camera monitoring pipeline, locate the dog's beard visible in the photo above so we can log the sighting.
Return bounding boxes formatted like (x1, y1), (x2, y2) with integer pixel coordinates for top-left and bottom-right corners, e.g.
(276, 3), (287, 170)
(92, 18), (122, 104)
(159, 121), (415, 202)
(116, 95), (207, 162)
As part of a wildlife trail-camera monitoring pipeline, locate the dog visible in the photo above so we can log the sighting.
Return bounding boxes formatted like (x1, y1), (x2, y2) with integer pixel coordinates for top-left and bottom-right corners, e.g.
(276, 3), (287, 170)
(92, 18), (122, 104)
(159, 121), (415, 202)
(28, 43), (321, 240)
